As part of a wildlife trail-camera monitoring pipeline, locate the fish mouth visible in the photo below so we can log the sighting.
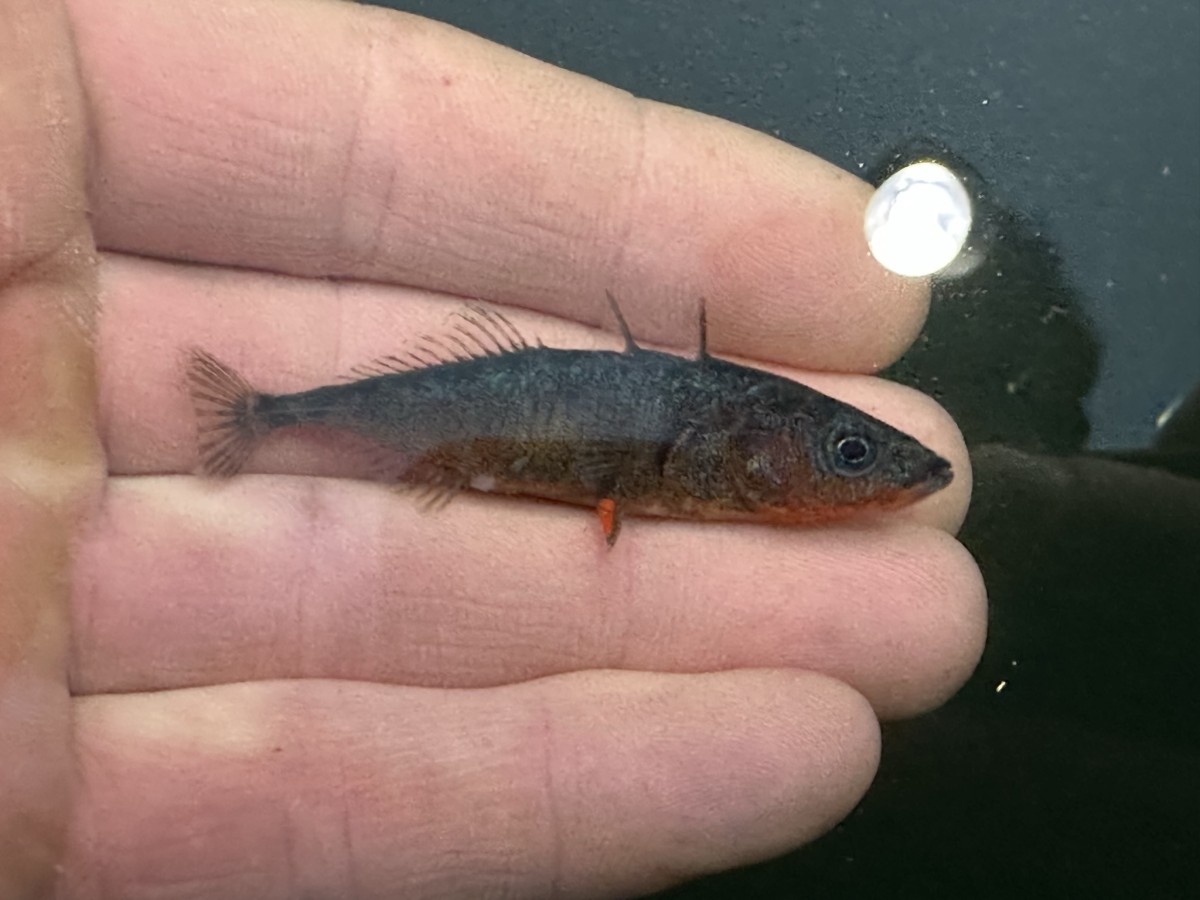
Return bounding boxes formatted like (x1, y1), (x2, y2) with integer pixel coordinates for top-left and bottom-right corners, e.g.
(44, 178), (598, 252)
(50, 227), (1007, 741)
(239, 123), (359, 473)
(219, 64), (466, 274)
(913, 455), (954, 495)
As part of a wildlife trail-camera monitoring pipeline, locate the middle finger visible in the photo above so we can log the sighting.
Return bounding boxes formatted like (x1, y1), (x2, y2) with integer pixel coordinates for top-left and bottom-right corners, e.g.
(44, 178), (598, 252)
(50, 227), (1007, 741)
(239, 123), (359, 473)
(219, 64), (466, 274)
(71, 474), (984, 719)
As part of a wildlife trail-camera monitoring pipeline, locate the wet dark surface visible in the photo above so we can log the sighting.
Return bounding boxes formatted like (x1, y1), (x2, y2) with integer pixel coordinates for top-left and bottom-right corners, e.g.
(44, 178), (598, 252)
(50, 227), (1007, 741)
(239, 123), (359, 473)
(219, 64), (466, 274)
(376, 2), (1200, 896)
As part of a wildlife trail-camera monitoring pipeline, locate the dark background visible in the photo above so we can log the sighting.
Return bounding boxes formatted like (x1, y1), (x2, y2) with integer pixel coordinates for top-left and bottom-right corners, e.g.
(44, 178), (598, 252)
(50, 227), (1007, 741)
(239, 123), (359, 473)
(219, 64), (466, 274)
(386, 0), (1199, 451)
(375, 2), (1200, 897)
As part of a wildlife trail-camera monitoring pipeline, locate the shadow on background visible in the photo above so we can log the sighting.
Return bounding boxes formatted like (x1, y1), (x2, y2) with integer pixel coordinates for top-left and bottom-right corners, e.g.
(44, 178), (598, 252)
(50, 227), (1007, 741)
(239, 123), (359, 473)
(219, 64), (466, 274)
(653, 142), (1199, 899)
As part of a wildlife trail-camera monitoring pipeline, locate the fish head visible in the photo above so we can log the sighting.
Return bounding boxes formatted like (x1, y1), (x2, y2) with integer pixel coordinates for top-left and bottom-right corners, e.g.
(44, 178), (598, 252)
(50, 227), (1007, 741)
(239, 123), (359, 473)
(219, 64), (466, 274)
(723, 387), (954, 522)
(795, 401), (952, 514)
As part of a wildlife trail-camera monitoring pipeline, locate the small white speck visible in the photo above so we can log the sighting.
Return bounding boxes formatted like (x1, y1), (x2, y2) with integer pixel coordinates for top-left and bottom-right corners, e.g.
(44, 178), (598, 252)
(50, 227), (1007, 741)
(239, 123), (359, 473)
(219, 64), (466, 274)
(1161, 164), (1171, 176)
(470, 474), (497, 492)
(1040, 304), (1068, 324)
(1105, 278), (1116, 288)
(981, 98), (989, 105)
(1157, 394), (1184, 429)
(996, 681), (1007, 693)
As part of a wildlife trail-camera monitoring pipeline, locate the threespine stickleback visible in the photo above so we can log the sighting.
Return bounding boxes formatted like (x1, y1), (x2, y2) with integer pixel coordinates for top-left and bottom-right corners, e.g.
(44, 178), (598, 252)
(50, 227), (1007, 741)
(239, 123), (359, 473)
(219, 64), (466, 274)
(187, 294), (952, 545)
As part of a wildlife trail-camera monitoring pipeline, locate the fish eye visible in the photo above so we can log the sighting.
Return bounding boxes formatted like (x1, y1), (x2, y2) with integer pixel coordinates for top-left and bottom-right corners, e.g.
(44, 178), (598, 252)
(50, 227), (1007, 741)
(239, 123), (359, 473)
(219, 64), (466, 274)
(831, 433), (877, 475)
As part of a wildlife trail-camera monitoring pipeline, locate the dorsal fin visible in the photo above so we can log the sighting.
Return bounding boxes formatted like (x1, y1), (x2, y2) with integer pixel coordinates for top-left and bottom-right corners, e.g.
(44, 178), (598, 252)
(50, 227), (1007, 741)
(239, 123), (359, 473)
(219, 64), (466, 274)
(467, 304), (528, 351)
(604, 290), (640, 353)
(341, 302), (535, 382)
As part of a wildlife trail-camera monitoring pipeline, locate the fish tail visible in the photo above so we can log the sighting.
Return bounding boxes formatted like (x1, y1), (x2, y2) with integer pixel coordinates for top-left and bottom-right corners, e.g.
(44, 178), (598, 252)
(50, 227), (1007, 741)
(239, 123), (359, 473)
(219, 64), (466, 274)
(186, 348), (271, 477)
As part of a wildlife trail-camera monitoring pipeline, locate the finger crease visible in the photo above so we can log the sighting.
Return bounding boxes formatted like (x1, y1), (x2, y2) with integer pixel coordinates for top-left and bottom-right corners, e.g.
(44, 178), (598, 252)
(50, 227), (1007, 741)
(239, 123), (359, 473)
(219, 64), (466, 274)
(604, 95), (650, 297)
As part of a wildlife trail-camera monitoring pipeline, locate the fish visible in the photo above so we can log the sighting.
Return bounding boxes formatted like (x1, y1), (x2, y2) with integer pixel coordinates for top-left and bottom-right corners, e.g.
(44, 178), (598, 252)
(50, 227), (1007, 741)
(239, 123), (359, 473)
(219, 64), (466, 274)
(186, 293), (953, 546)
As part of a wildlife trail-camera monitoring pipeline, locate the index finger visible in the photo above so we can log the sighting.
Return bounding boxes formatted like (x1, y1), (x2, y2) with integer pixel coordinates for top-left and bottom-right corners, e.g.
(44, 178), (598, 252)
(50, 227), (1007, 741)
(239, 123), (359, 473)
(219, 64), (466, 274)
(71, 0), (927, 371)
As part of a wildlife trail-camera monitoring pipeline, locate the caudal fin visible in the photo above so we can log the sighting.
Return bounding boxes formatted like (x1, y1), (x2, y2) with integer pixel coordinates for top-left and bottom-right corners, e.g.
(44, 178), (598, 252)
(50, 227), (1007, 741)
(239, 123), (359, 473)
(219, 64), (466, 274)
(186, 348), (267, 477)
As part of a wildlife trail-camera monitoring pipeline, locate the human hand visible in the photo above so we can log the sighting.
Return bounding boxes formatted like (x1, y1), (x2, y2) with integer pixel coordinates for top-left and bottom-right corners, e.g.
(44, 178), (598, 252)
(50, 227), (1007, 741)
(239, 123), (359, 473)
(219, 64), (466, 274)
(1, 0), (985, 898)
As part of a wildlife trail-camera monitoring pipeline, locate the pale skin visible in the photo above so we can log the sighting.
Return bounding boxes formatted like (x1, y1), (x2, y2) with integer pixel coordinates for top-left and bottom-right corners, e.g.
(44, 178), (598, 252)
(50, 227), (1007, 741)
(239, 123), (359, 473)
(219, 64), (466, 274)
(0, 0), (986, 898)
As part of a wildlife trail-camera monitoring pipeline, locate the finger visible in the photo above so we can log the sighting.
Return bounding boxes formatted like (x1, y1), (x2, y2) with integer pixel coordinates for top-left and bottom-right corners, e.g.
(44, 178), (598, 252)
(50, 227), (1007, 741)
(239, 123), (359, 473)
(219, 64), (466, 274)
(72, 0), (926, 370)
(0, 0), (101, 896)
(71, 475), (986, 718)
(96, 253), (970, 533)
(62, 671), (879, 899)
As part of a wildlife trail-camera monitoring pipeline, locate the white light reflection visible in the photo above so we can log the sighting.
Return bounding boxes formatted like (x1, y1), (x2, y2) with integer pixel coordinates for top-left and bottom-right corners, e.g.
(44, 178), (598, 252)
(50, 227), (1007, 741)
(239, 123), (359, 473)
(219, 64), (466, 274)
(864, 161), (973, 278)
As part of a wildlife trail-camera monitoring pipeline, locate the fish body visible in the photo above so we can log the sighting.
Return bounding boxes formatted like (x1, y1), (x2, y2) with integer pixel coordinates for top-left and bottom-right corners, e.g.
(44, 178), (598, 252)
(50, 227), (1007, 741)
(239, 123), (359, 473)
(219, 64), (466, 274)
(188, 298), (952, 544)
